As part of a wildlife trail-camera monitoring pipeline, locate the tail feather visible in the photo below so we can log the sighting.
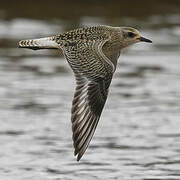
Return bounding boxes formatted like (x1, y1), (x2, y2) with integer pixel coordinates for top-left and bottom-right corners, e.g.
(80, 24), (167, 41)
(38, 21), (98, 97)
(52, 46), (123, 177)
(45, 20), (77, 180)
(18, 36), (59, 50)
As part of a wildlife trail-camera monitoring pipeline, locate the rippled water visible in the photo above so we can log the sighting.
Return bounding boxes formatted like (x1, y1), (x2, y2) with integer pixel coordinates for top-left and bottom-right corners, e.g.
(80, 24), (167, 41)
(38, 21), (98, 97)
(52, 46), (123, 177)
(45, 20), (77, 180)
(0, 2), (180, 179)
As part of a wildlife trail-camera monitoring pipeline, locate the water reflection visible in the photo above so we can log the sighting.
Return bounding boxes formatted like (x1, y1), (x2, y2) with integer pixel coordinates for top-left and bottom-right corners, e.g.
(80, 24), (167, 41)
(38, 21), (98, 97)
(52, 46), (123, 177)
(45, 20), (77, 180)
(0, 1), (180, 180)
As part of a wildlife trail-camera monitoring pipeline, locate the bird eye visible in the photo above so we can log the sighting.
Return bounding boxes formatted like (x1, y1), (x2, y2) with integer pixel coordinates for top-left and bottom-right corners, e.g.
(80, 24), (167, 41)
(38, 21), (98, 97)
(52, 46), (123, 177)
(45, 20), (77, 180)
(128, 32), (136, 38)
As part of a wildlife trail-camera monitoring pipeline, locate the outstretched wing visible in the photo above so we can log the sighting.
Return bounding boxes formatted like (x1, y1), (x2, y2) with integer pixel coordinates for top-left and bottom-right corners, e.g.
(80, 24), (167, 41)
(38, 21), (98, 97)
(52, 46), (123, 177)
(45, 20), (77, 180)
(63, 37), (117, 161)
(72, 73), (112, 161)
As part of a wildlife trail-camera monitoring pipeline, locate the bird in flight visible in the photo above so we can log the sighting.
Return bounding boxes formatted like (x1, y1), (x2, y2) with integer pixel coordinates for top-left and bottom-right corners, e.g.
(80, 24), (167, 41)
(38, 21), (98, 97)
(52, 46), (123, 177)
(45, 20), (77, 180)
(18, 25), (152, 161)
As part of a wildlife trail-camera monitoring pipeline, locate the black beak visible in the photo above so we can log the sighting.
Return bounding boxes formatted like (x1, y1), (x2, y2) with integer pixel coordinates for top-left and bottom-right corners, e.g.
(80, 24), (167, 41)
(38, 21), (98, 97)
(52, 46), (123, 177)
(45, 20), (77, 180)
(139, 36), (152, 43)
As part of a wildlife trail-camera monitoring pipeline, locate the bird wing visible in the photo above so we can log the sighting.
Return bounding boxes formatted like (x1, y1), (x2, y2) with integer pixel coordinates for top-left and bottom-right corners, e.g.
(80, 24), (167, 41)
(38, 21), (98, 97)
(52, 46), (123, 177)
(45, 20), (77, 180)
(72, 73), (112, 161)
(63, 38), (117, 161)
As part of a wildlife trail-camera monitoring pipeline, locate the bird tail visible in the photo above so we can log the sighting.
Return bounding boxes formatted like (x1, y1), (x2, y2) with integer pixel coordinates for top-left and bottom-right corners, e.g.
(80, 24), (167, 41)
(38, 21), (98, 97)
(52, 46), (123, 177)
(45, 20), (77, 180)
(18, 36), (59, 50)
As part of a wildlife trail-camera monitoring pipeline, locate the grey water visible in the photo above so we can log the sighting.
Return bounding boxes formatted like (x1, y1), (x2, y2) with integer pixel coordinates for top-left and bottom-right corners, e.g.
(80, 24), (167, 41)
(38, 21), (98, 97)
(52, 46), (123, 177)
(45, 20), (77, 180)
(0, 1), (180, 180)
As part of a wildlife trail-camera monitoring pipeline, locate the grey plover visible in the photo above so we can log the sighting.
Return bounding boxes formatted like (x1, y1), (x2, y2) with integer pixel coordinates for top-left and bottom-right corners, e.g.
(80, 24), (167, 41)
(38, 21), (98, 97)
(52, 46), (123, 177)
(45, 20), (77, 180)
(18, 25), (152, 161)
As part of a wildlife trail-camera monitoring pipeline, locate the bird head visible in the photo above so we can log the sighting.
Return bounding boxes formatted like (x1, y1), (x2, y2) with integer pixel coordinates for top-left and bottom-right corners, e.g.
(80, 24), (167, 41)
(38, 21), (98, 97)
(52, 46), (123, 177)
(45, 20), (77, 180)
(119, 27), (152, 48)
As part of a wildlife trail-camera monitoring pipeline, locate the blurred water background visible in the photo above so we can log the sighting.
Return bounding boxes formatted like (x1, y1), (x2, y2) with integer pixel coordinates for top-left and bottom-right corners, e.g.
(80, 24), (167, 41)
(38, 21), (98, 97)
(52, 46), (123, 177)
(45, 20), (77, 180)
(0, 0), (180, 179)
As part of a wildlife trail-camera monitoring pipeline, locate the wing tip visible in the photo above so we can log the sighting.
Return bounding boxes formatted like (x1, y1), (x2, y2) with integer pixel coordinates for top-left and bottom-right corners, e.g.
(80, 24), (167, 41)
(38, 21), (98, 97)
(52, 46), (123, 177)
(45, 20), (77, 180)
(74, 151), (83, 161)
(74, 148), (83, 161)
(77, 154), (83, 161)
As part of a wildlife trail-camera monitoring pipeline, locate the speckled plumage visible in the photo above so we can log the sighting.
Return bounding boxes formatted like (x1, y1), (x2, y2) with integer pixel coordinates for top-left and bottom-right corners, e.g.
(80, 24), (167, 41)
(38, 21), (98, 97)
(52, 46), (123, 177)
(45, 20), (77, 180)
(19, 25), (152, 161)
